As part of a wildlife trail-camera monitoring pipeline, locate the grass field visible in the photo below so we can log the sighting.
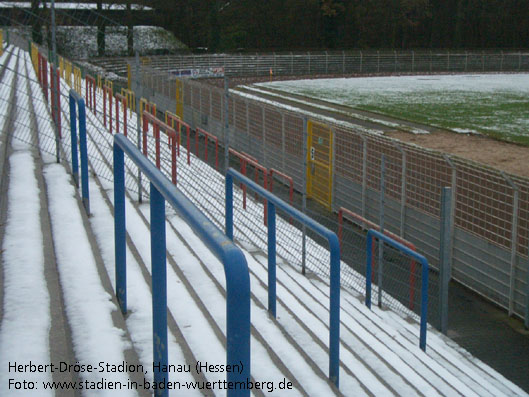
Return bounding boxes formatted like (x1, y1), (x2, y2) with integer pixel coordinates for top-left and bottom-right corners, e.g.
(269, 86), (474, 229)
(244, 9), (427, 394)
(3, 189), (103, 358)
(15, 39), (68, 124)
(259, 74), (529, 145)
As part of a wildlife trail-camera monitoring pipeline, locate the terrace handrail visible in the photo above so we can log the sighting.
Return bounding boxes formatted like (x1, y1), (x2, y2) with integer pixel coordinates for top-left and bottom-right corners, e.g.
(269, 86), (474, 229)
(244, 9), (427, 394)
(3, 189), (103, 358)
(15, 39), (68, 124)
(142, 111), (178, 185)
(225, 168), (340, 387)
(114, 93), (128, 136)
(196, 127), (219, 170)
(85, 74), (96, 115)
(102, 85), (113, 132)
(114, 135), (251, 397)
(339, 207), (418, 310)
(366, 229), (429, 351)
(69, 89), (90, 214)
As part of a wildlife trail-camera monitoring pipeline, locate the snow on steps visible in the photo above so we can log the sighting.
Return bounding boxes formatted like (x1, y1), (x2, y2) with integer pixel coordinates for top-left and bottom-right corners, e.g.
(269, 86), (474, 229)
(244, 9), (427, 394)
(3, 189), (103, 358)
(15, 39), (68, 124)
(0, 47), (146, 396)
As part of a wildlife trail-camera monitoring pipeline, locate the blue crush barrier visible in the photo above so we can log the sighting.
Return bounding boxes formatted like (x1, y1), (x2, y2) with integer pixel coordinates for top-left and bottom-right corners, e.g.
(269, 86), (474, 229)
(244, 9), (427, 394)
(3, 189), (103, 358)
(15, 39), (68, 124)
(69, 89), (90, 214)
(113, 135), (251, 397)
(365, 229), (429, 351)
(225, 168), (341, 388)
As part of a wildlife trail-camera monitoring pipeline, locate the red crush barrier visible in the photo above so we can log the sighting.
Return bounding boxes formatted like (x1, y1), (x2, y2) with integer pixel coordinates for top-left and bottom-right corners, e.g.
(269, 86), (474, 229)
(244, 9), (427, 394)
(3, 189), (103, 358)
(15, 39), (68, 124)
(142, 111), (177, 185)
(196, 127), (219, 170)
(115, 93), (127, 137)
(268, 168), (294, 223)
(165, 112), (182, 157)
(49, 64), (61, 138)
(42, 56), (48, 102)
(229, 148), (268, 226)
(338, 207), (418, 310)
(102, 85), (113, 132)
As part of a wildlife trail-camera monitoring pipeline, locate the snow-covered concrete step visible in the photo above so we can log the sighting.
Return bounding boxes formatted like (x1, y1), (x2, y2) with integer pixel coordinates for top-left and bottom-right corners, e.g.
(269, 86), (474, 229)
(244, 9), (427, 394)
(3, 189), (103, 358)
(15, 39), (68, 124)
(3, 48), (147, 396)
(0, 47), (77, 393)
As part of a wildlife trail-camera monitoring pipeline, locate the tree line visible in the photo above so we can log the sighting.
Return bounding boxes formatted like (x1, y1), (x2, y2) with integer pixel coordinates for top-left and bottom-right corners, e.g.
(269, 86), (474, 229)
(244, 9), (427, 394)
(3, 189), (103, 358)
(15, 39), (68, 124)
(154, 0), (529, 52)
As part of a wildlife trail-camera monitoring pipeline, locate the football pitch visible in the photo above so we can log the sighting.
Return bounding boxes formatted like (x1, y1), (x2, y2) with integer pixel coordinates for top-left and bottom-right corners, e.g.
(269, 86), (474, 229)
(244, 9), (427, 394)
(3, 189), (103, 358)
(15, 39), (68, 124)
(258, 74), (529, 145)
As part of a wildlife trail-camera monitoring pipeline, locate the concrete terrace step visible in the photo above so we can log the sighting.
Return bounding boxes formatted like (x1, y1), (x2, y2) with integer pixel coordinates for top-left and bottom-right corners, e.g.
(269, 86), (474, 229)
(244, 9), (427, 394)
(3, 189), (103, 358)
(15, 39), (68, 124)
(0, 47), (147, 396)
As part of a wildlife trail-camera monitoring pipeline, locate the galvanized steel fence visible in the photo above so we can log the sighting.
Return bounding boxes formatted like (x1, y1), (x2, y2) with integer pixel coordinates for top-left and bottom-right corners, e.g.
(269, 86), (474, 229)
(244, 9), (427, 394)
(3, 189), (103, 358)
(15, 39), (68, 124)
(133, 62), (529, 323)
(103, 50), (529, 79)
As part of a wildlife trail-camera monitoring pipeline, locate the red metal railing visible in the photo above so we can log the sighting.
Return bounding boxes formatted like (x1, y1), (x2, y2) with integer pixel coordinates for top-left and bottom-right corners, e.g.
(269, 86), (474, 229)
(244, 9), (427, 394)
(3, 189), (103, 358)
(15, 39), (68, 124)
(39, 54), (48, 102)
(142, 111), (178, 185)
(229, 148), (268, 225)
(85, 74), (96, 115)
(114, 93), (128, 137)
(102, 85), (113, 132)
(268, 168), (294, 223)
(165, 112), (181, 157)
(338, 207), (417, 310)
(196, 127), (219, 170)
(49, 64), (61, 138)
(268, 168), (293, 205)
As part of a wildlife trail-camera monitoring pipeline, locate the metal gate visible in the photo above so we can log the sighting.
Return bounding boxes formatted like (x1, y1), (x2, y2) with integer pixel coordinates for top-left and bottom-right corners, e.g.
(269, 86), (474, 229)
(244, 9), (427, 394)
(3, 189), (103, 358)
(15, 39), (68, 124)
(307, 120), (333, 209)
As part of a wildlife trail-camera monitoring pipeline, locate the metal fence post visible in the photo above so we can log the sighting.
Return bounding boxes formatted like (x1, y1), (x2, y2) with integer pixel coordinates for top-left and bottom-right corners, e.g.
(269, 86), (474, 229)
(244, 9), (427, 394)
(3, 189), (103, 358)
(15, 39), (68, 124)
(224, 77), (230, 173)
(246, 100), (250, 153)
(439, 187), (453, 334)
(502, 173), (519, 316)
(444, 155), (457, 267)
(525, 265), (529, 328)
(359, 50), (363, 73)
(281, 113), (285, 172)
(262, 106), (266, 164)
(268, 202), (276, 317)
(361, 135), (367, 218)
(302, 117), (308, 275)
(378, 155), (385, 308)
(394, 144), (406, 237)
(430, 50), (433, 73)
(134, 52), (142, 203)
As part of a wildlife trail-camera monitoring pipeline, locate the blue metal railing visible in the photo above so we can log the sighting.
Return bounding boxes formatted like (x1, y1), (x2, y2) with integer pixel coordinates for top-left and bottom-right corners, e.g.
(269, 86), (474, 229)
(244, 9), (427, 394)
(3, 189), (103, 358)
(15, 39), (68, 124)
(366, 229), (429, 351)
(69, 89), (90, 214)
(114, 135), (251, 397)
(225, 168), (341, 388)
